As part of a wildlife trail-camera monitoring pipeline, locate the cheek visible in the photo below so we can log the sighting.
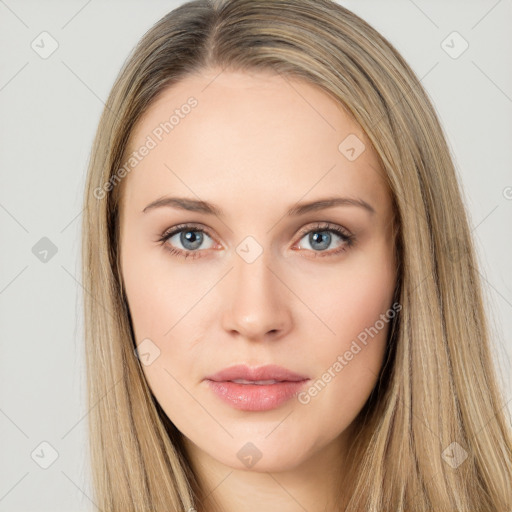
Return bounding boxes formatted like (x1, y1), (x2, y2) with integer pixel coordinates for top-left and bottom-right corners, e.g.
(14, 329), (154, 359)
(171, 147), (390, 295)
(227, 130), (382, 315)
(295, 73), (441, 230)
(297, 247), (396, 348)
(293, 244), (396, 408)
(121, 242), (209, 415)
(121, 239), (221, 419)
(121, 233), (207, 343)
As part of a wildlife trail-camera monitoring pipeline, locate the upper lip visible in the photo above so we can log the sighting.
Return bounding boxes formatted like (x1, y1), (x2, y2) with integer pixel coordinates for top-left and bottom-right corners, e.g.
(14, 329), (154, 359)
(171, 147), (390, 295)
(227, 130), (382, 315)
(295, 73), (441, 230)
(205, 364), (309, 382)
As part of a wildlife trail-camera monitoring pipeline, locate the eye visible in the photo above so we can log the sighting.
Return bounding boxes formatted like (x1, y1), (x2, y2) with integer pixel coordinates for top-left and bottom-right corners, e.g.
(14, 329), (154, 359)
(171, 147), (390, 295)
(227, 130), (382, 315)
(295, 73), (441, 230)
(157, 224), (217, 259)
(157, 222), (355, 260)
(293, 222), (355, 258)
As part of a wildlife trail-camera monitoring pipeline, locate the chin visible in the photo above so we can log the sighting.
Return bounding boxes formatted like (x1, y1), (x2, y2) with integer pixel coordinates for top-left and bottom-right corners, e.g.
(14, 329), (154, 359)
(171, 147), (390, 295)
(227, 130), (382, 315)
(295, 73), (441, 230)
(207, 434), (315, 473)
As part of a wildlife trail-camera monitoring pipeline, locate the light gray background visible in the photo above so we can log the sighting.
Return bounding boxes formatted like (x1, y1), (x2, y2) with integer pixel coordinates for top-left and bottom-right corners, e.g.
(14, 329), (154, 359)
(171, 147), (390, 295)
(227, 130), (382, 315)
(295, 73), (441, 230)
(1, 1), (511, 510)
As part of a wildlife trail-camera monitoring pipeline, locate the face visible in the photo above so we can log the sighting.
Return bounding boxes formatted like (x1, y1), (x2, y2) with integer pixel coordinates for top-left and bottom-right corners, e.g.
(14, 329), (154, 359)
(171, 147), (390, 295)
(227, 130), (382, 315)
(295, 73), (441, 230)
(119, 68), (397, 474)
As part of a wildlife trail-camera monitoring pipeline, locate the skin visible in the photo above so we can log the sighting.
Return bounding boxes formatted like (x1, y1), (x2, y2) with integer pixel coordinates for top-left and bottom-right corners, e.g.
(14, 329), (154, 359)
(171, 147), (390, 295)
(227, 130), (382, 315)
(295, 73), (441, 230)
(119, 67), (397, 512)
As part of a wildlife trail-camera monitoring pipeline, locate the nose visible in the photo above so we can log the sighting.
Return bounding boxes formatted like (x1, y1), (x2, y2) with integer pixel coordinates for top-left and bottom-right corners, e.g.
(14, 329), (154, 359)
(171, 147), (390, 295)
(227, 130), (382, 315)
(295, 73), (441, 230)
(220, 250), (293, 342)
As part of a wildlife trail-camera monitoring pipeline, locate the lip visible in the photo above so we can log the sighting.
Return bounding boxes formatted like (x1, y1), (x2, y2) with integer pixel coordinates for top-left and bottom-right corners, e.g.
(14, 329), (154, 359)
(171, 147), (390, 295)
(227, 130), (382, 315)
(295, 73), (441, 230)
(204, 364), (310, 412)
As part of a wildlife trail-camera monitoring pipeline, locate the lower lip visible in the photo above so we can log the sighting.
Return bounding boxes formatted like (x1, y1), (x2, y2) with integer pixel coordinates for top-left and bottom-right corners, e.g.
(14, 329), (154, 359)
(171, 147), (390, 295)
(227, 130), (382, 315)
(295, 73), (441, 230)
(206, 379), (309, 411)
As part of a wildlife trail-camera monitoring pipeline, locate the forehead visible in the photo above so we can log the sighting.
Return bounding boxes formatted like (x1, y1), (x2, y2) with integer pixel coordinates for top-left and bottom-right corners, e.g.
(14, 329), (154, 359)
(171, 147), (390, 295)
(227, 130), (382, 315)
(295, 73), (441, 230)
(121, 69), (389, 216)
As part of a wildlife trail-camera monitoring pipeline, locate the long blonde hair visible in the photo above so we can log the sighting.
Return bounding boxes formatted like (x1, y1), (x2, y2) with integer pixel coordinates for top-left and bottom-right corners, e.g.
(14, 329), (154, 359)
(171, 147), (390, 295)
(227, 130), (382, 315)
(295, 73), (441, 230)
(81, 0), (512, 510)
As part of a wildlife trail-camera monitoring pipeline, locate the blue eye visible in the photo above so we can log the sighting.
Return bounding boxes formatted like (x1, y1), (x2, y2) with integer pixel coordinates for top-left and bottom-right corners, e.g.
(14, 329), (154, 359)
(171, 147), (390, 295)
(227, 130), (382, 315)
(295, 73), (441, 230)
(295, 225), (354, 257)
(157, 222), (355, 260)
(158, 225), (215, 259)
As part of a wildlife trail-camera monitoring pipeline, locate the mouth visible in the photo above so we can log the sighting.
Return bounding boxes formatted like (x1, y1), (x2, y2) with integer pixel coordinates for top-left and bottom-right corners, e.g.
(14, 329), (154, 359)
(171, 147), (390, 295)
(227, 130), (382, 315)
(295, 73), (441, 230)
(204, 364), (310, 412)
(229, 379), (283, 385)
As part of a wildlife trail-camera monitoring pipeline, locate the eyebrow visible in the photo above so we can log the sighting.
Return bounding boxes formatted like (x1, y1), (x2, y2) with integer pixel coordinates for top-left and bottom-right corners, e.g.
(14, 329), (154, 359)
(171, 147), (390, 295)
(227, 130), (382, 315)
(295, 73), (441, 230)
(142, 195), (375, 217)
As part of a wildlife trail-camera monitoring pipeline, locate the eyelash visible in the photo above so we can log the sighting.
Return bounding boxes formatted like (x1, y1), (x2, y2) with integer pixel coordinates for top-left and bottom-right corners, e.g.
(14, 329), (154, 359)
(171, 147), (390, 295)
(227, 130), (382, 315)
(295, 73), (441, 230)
(157, 222), (356, 260)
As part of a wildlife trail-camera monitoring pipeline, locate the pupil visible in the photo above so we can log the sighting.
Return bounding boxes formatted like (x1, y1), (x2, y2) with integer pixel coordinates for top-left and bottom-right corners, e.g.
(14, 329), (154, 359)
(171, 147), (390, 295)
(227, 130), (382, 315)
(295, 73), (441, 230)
(181, 231), (203, 250)
(310, 231), (330, 251)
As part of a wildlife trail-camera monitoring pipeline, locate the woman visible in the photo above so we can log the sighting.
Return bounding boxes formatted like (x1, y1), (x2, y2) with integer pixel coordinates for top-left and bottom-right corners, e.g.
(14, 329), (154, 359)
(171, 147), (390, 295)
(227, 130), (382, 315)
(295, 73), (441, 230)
(81, 0), (512, 510)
